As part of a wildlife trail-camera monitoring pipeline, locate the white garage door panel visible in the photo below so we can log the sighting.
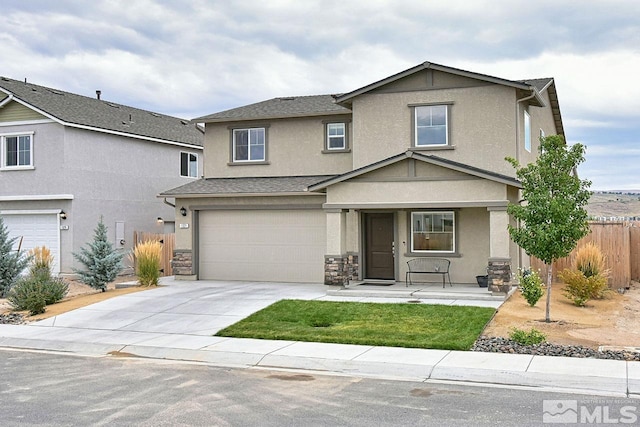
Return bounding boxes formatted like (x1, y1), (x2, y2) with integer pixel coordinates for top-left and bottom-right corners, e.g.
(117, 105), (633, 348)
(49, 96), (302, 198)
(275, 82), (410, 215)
(3, 213), (60, 274)
(199, 210), (326, 283)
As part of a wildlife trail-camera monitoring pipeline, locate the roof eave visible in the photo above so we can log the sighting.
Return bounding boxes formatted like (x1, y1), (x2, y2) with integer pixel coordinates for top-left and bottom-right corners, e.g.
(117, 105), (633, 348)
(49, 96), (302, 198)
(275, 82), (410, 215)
(192, 109), (351, 124)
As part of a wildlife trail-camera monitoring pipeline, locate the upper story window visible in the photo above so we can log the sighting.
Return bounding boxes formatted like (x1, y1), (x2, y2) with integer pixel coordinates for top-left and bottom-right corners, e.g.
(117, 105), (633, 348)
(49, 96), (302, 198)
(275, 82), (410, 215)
(327, 123), (346, 150)
(415, 105), (448, 147)
(1, 133), (33, 170)
(180, 152), (198, 178)
(524, 110), (531, 152)
(232, 127), (266, 162)
(411, 211), (455, 253)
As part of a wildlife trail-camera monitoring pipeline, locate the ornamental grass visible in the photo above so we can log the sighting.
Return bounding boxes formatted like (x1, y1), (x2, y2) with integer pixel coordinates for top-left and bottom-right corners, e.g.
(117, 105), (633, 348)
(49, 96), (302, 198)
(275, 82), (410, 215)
(131, 240), (162, 287)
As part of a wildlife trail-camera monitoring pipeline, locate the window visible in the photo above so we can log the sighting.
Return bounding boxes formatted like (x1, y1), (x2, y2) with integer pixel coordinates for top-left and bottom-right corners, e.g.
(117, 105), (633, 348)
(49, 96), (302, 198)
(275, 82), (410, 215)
(1, 133), (33, 169)
(411, 211), (455, 253)
(233, 128), (265, 162)
(524, 110), (531, 152)
(326, 123), (346, 150)
(415, 105), (448, 146)
(180, 152), (198, 178)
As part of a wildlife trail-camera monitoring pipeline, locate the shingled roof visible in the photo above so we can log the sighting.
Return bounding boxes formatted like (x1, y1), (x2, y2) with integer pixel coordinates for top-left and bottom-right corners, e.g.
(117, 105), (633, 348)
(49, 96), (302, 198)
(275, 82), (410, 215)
(193, 94), (351, 123)
(159, 175), (334, 197)
(0, 77), (203, 147)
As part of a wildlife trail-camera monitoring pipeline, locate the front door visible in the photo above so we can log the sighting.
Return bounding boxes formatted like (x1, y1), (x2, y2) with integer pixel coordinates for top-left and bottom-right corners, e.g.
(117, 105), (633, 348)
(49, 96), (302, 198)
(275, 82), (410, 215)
(365, 213), (395, 279)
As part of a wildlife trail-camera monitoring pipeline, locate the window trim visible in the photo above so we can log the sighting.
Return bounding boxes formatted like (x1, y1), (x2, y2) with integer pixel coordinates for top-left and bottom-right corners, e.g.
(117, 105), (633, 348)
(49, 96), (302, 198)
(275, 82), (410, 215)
(229, 126), (269, 164)
(1, 131), (34, 170)
(321, 119), (351, 153)
(180, 151), (198, 178)
(407, 210), (457, 255)
(409, 102), (452, 149)
(524, 110), (531, 152)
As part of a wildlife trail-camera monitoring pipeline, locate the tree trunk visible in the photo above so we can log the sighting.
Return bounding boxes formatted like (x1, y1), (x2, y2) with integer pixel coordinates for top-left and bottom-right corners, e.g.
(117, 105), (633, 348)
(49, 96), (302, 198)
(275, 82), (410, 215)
(545, 262), (553, 323)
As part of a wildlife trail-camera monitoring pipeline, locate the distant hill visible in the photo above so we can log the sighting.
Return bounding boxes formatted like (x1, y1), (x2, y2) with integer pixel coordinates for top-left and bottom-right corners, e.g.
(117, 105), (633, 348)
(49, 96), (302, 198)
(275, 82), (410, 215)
(586, 192), (640, 218)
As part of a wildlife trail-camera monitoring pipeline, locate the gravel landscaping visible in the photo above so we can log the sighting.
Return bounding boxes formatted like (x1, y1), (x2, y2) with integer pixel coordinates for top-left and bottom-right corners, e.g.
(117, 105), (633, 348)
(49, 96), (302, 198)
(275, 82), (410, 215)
(473, 336), (640, 361)
(0, 313), (26, 325)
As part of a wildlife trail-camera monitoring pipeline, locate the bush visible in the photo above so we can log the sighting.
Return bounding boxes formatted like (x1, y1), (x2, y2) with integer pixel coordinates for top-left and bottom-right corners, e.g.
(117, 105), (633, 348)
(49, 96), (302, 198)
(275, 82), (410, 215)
(559, 269), (609, 307)
(131, 240), (162, 287)
(8, 271), (69, 315)
(509, 327), (546, 345)
(29, 246), (54, 276)
(73, 217), (123, 291)
(517, 269), (544, 307)
(0, 216), (31, 297)
(575, 242), (608, 278)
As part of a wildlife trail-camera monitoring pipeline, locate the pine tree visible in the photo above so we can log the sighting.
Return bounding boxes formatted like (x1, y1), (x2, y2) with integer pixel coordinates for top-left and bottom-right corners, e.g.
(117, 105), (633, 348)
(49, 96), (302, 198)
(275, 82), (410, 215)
(73, 217), (123, 292)
(0, 216), (31, 297)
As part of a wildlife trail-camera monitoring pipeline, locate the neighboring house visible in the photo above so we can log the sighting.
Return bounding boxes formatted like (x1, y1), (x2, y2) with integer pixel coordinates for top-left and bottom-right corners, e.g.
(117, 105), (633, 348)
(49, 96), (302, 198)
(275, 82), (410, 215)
(0, 77), (203, 274)
(160, 61), (563, 286)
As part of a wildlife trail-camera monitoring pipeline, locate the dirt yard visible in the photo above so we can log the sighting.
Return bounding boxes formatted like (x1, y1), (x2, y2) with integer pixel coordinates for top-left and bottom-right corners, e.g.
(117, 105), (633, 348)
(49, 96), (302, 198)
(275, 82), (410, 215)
(484, 281), (640, 349)
(0, 275), (150, 321)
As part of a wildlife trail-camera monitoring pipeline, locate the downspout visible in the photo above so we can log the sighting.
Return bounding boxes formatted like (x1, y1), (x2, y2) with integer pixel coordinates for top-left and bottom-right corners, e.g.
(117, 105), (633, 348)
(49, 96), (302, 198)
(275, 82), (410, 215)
(163, 198), (176, 208)
(0, 94), (14, 108)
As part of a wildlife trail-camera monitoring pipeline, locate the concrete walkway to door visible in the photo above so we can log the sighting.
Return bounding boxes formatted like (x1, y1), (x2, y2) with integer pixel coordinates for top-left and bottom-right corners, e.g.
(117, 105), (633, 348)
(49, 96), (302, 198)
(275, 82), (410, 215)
(1, 278), (635, 397)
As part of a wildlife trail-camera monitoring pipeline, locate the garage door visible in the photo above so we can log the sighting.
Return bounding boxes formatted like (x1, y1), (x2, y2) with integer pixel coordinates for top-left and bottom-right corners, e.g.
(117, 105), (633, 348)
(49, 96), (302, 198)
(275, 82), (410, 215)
(199, 209), (326, 283)
(2, 212), (60, 274)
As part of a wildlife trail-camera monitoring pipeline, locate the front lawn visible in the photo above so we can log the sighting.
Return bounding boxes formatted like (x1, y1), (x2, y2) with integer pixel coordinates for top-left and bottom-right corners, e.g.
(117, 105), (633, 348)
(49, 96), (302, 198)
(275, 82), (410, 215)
(215, 300), (495, 350)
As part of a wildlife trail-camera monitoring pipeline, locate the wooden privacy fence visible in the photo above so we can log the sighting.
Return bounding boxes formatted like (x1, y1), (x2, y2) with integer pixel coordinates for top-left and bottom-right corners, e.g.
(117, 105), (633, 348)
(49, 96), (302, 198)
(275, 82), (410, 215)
(531, 221), (640, 288)
(132, 231), (175, 276)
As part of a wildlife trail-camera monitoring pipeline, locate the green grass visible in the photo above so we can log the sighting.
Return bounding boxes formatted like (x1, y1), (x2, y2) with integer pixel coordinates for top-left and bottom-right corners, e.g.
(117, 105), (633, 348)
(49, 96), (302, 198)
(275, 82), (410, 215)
(215, 300), (495, 350)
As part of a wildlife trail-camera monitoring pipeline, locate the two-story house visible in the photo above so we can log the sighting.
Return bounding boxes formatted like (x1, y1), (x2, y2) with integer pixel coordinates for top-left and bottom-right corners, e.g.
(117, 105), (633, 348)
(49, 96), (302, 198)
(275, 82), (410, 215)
(160, 61), (563, 286)
(0, 77), (203, 274)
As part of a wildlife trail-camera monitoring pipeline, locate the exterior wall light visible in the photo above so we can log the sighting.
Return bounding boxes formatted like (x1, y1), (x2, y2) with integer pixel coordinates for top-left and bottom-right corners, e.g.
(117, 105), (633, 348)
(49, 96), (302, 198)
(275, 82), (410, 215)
(157, 217), (164, 224)
(180, 206), (187, 217)
(60, 211), (67, 220)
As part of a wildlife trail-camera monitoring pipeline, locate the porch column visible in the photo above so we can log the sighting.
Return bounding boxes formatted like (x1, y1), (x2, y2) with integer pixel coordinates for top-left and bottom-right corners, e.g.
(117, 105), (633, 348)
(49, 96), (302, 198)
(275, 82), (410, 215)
(325, 209), (348, 286)
(487, 207), (512, 293)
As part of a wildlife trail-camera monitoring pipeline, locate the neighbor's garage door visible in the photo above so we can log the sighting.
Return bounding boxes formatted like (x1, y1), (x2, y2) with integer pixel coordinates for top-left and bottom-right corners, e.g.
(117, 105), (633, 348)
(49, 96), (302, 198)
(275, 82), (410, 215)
(199, 209), (326, 283)
(2, 213), (60, 274)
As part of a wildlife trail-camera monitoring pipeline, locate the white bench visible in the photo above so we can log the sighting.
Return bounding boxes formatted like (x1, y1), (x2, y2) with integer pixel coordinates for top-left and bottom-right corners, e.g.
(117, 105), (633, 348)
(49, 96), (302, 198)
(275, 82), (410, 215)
(405, 258), (452, 288)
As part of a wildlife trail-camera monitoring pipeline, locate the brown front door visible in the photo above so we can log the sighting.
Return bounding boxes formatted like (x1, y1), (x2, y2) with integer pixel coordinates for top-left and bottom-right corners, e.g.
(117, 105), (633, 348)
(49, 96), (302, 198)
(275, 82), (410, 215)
(365, 213), (395, 279)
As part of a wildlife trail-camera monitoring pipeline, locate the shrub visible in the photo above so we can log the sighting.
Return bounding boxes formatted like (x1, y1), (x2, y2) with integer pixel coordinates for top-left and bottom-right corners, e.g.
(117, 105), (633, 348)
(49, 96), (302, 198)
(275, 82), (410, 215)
(517, 269), (544, 307)
(29, 246), (54, 276)
(559, 269), (609, 307)
(509, 327), (546, 345)
(131, 240), (162, 287)
(8, 271), (69, 315)
(0, 216), (31, 297)
(73, 217), (123, 291)
(575, 242), (608, 278)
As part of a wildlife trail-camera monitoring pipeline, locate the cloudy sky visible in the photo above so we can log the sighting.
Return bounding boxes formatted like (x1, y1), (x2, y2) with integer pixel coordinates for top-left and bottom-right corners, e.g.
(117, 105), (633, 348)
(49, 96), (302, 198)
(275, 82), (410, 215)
(2, 0), (638, 190)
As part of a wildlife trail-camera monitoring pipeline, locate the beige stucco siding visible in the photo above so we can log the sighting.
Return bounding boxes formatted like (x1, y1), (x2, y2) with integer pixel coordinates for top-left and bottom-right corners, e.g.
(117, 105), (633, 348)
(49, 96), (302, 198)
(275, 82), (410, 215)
(350, 85), (517, 175)
(326, 179), (508, 205)
(518, 89), (559, 166)
(393, 208), (490, 284)
(203, 116), (352, 178)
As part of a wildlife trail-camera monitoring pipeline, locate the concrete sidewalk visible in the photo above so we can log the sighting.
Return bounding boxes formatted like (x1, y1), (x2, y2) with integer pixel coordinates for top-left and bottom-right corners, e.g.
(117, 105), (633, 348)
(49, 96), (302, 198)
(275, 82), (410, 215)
(0, 278), (637, 398)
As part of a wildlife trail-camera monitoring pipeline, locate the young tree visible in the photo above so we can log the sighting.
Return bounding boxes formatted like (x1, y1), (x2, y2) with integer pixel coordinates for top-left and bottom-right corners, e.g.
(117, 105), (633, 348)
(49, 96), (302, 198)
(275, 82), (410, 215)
(0, 216), (31, 297)
(507, 135), (591, 322)
(73, 217), (123, 292)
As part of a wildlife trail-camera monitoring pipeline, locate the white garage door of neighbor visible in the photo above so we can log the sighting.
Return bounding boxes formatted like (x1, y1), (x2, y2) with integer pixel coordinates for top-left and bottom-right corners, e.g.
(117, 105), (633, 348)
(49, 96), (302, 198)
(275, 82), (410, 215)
(199, 209), (326, 283)
(2, 213), (60, 274)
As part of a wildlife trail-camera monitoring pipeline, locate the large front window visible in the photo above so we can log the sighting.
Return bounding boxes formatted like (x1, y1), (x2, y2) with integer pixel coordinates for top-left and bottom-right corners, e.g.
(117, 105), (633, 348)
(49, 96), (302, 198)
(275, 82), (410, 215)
(2, 133), (33, 169)
(411, 211), (455, 252)
(415, 105), (448, 146)
(233, 128), (265, 162)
